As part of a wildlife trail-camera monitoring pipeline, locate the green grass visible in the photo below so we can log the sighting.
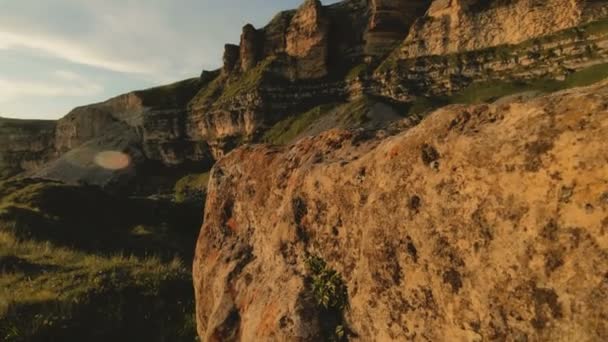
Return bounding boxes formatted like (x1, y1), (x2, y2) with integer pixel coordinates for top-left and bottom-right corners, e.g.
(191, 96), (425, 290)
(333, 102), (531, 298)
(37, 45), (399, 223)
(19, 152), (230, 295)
(190, 57), (275, 108)
(174, 172), (210, 203)
(263, 103), (339, 145)
(449, 63), (608, 104)
(0, 179), (202, 340)
(0, 231), (195, 342)
(134, 77), (206, 109)
(0, 118), (55, 135)
(0, 179), (202, 260)
(217, 57), (276, 103)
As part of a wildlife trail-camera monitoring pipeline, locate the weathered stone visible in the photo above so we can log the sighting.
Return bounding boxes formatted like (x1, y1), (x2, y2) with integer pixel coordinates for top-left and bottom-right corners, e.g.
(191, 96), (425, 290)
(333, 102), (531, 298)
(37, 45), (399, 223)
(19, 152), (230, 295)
(286, 0), (330, 79)
(365, 0), (431, 56)
(194, 80), (608, 341)
(240, 24), (262, 72)
(222, 44), (240, 74)
(402, 0), (608, 58)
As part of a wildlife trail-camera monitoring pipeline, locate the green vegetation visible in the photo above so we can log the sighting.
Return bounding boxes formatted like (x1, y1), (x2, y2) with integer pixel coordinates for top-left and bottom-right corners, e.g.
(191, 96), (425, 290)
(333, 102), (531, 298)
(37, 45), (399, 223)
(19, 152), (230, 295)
(450, 63), (608, 104)
(405, 96), (447, 116)
(135, 77), (206, 108)
(0, 231), (194, 341)
(263, 103), (338, 145)
(174, 172), (210, 203)
(191, 76), (224, 106)
(263, 95), (391, 145)
(191, 57), (275, 107)
(306, 255), (348, 342)
(0, 179), (202, 341)
(306, 255), (348, 311)
(345, 63), (369, 81)
(218, 57), (276, 103)
(0, 117), (55, 134)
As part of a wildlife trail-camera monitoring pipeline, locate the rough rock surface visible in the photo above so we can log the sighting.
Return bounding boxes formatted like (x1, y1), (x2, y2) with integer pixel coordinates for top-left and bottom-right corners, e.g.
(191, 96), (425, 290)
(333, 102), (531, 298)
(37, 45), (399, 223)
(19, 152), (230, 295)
(286, 0), (330, 79)
(365, 0), (430, 57)
(223, 44), (241, 74)
(401, 0), (608, 58)
(240, 24), (262, 72)
(194, 81), (608, 341)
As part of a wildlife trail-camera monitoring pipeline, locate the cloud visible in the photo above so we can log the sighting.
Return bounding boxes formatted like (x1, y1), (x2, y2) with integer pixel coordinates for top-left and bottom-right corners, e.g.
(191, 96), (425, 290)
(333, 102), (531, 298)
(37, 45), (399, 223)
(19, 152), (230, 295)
(0, 73), (103, 103)
(0, 31), (153, 74)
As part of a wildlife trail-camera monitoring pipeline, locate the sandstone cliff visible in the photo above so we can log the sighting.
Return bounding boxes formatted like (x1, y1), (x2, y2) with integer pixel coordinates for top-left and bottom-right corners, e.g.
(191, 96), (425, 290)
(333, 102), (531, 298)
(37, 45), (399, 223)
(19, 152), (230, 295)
(194, 81), (608, 341)
(6, 0), (608, 193)
(401, 0), (608, 58)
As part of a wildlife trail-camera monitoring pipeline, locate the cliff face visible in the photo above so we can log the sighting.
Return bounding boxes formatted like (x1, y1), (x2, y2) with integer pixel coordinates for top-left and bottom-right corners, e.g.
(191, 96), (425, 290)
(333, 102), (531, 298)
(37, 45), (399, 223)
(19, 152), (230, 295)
(365, 0), (430, 56)
(0, 118), (56, 178)
(401, 0), (608, 58)
(194, 80), (608, 341)
(6, 0), (608, 190)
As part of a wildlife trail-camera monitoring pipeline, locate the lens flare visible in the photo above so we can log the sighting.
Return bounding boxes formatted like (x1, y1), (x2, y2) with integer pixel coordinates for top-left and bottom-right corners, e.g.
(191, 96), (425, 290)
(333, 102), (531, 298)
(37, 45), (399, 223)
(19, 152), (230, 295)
(94, 151), (131, 170)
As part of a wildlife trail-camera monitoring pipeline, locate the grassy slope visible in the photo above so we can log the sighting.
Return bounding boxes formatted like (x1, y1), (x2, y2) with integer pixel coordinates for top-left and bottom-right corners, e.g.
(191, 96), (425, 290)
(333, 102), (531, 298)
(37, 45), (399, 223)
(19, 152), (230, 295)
(449, 63), (608, 104)
(0, 179), (202, 341)
(174, 172), (210, 203)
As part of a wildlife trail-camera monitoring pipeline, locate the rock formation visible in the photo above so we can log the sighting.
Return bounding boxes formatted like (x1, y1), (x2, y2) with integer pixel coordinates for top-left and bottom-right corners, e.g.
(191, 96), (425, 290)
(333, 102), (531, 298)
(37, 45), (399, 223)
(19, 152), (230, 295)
(194, 80), (608, 341)
(5, 0), (608, 192)
(0, 117), (56, 178)
(286, 0), (330, 79)
(401, 0), (608, 58)
(240, 24), (262, 72)
(223, 44), (240, 74)
(365, 0), (431, 57)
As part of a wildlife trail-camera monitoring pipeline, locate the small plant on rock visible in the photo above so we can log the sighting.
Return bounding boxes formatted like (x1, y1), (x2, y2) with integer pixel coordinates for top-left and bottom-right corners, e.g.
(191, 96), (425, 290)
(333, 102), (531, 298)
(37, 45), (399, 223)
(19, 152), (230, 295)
(305, 254), (349, 341)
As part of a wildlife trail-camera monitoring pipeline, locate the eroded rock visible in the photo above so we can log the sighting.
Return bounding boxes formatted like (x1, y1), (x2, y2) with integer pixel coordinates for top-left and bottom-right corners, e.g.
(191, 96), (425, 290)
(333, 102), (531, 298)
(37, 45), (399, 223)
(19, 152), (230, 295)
(286, 0), (330, 79)
(194, 81), (608, 341)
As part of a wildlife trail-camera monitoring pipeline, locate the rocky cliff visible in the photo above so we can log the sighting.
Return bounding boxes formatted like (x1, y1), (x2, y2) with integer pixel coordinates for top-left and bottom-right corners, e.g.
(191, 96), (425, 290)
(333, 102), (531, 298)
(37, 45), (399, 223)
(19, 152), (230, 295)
(402, 0), (608, 58)
(6, 0), (608, 192)
(0, 117), (56, 178)
(194, 80), (608, 341)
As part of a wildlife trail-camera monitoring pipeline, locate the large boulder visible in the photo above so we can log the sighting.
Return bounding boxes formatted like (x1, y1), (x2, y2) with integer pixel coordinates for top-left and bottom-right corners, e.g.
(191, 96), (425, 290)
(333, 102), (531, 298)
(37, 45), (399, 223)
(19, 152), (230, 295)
(194, 81), (608, 341)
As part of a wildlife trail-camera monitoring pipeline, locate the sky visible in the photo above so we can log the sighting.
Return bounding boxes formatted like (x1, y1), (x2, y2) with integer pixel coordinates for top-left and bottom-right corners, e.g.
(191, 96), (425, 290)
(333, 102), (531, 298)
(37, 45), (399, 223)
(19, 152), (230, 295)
(0, 0), (339, 120)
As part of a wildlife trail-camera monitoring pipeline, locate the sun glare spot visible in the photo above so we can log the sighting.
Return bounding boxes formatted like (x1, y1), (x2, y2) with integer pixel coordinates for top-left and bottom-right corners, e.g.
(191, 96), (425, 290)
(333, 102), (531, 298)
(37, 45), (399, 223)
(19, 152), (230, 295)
(94, 151), (131, 170)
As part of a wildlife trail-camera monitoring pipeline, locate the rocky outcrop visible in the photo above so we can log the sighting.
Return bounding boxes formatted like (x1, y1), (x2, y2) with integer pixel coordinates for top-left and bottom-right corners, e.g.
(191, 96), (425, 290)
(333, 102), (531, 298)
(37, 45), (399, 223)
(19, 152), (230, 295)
(240, 25), (262, 72)
(0, 118), (56, 178)
(223, 44), (240, 74)
(401, 0), (608, 58)
(365, 0), (431, 57)
(286, 0), (330, 79)
(194, 80), (608, 341)
(375, 15), (608, 99)
(54, 78), (210, 167)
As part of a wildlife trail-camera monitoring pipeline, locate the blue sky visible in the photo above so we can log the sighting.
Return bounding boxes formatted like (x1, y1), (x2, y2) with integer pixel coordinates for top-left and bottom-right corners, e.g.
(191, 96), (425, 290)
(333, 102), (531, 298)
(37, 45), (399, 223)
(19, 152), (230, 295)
(0, 0), (339, 120)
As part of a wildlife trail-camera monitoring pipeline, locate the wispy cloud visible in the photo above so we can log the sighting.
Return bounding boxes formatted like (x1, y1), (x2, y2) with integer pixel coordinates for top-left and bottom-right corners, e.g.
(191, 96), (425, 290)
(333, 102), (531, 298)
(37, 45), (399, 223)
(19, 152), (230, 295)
(0, 31), (152, 74)
(0, 72), (103, 103)
(0, 0), (339, 119)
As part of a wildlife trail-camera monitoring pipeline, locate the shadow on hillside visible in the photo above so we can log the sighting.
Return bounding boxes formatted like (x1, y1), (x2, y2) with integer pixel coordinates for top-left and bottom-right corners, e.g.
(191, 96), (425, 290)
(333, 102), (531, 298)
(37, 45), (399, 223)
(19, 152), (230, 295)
(0, 179), (204, 263)
(0, 278), (196, 342)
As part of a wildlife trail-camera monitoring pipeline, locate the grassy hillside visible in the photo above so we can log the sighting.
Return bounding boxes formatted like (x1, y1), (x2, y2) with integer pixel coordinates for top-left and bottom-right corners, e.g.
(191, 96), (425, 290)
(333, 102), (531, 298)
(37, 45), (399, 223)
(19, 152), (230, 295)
(0, 179), (202, 341)
(450, 63), (608, 104)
